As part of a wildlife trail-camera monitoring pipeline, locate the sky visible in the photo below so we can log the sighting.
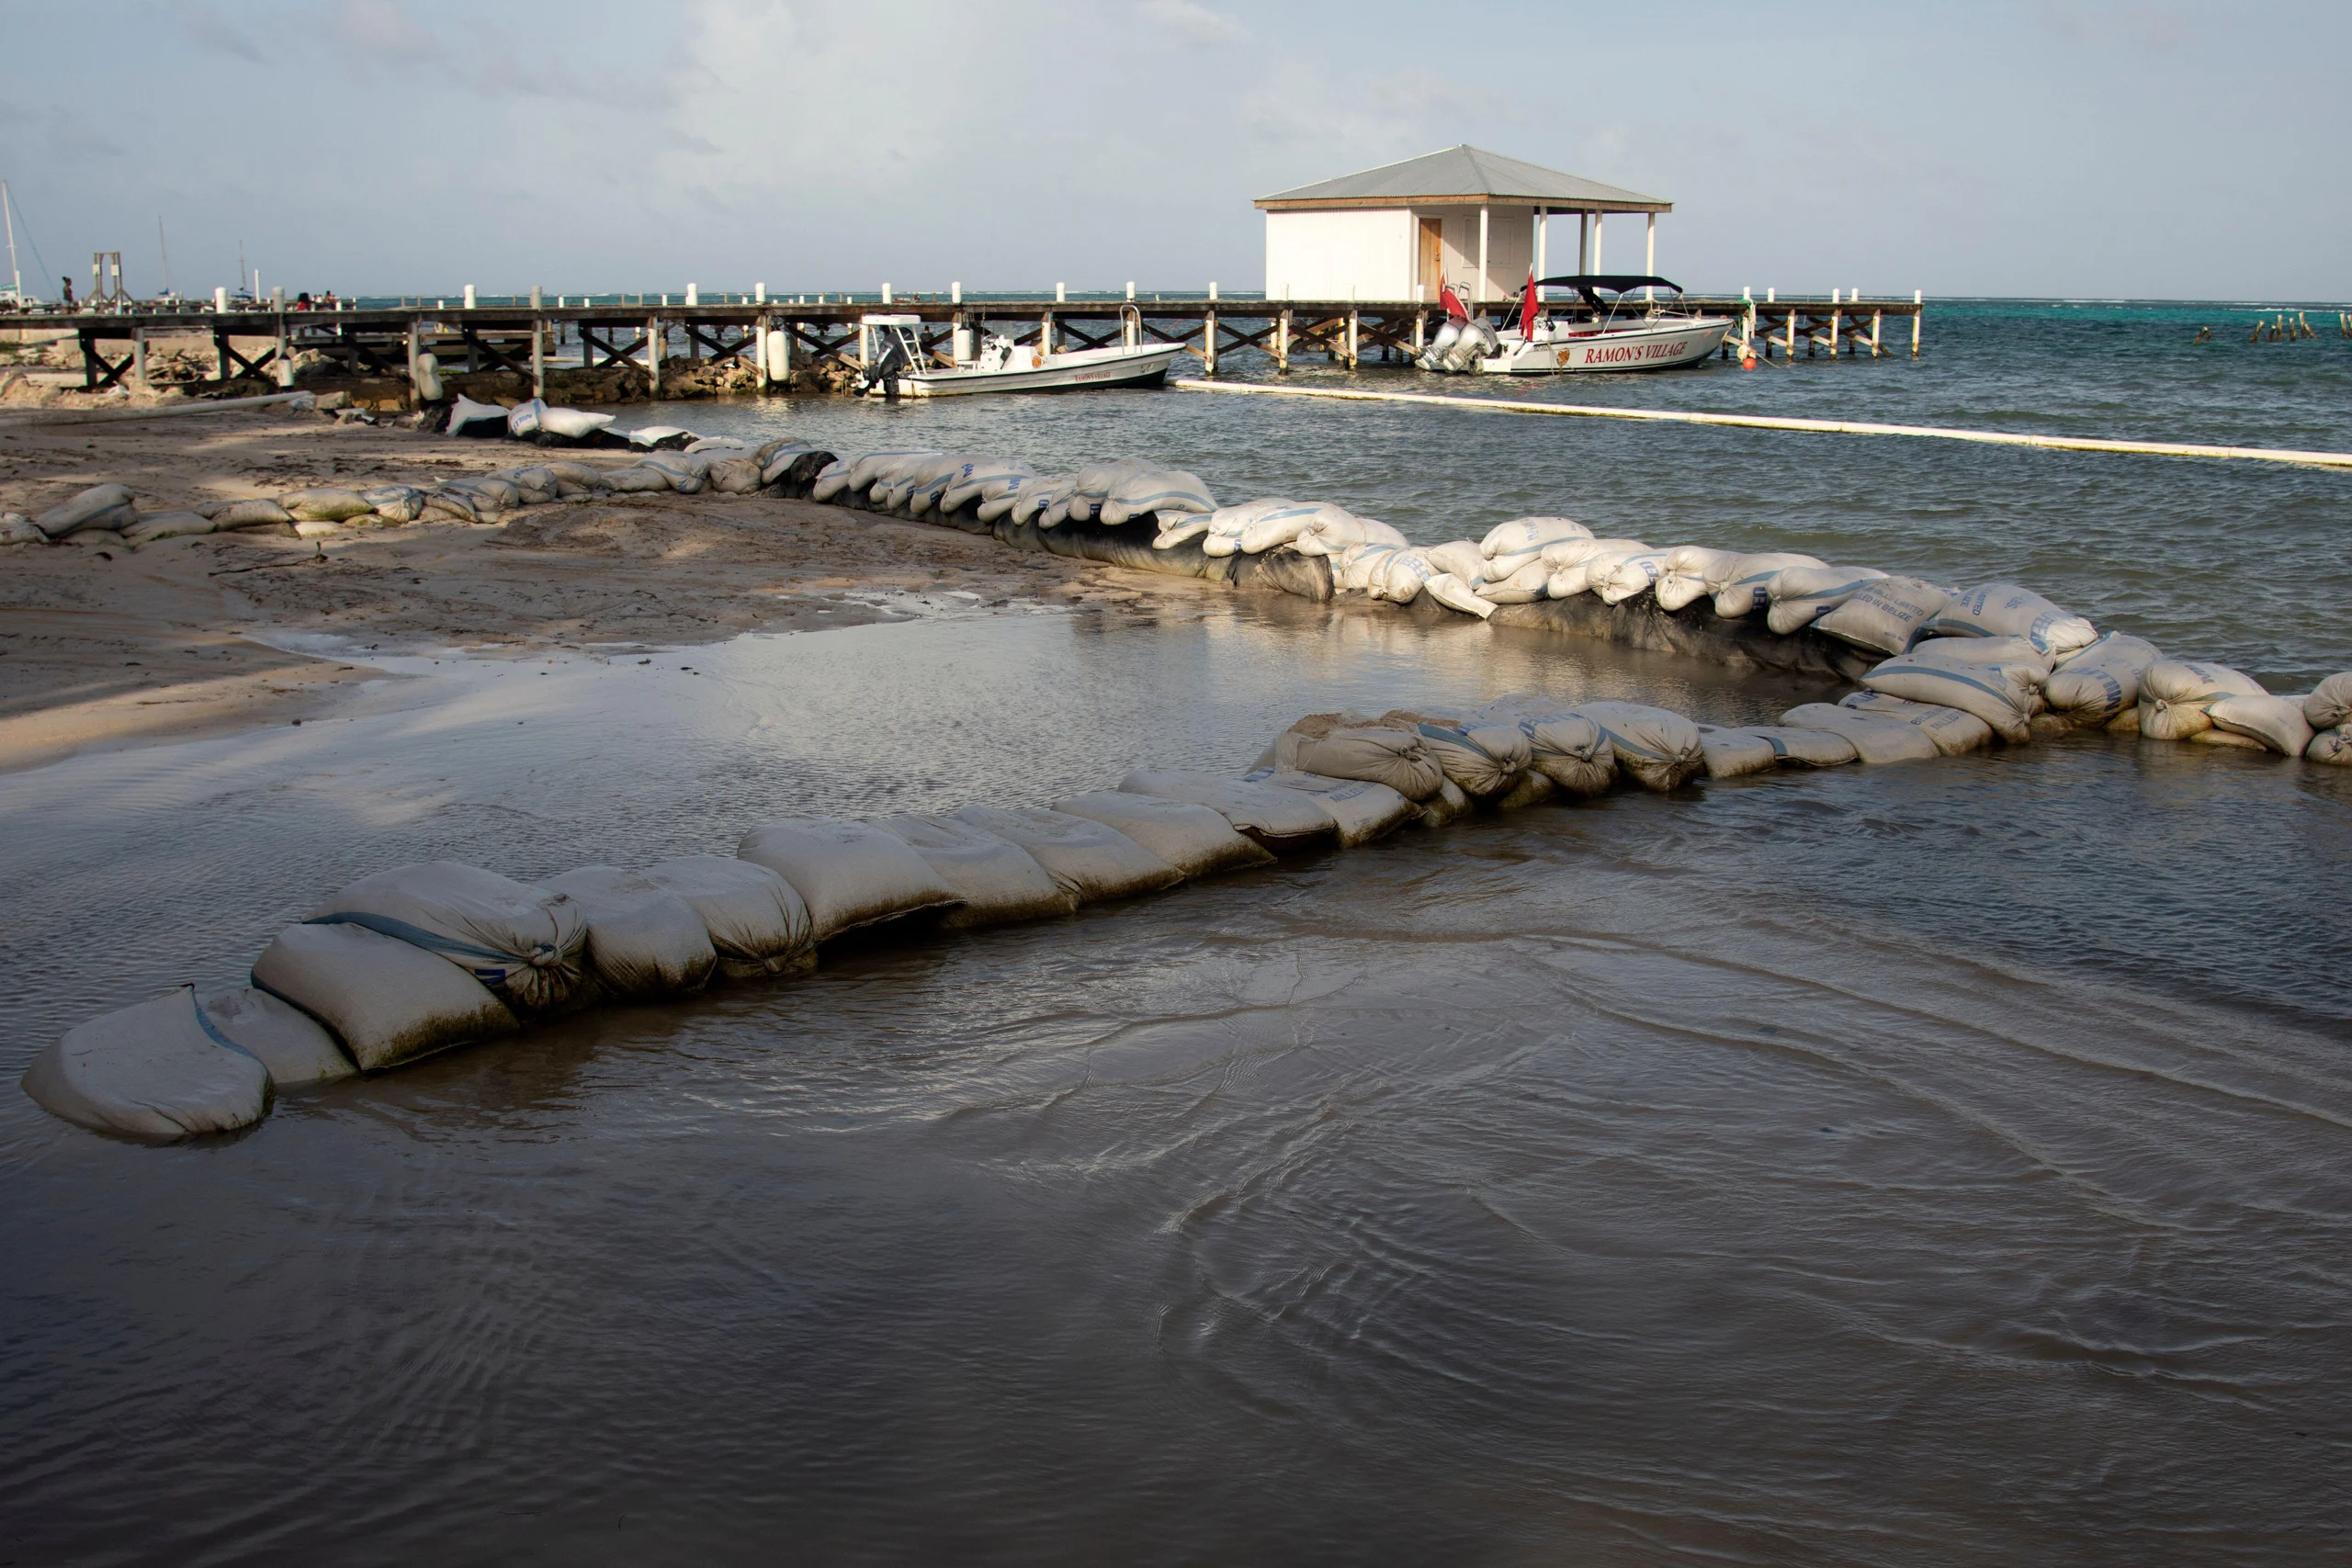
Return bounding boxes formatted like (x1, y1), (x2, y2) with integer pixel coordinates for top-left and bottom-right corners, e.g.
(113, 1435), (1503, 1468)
(0, 0), (2344, 302)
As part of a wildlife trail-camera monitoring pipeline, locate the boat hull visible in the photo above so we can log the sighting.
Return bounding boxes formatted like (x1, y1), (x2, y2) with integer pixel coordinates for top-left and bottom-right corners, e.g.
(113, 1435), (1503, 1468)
(884, 342), (1187, 397)
(1478, 317), (1735, 374)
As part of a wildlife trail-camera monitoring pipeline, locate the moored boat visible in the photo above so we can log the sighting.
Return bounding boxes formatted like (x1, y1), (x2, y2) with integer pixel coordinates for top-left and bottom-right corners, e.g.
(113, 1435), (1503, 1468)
(859, 313), (1185, 398)
(1475, 275), (1735, 374)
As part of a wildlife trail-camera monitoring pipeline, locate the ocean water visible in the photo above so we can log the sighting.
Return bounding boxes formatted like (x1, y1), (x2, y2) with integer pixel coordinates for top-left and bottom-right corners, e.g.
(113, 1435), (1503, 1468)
(3, 301), (2347, 1564)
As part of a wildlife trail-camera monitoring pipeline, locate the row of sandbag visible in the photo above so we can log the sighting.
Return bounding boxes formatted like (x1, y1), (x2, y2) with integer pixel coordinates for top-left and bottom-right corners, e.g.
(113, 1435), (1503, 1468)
(4, 441), (840, 549)
(441, 393), (684, 449)
(808, 451), (1217, 528)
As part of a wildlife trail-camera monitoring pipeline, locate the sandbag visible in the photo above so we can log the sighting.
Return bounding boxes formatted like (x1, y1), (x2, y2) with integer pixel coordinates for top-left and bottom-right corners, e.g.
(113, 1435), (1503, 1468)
(2031, 629), (2154, 728)
(1012, 474), (1075, 525)
(624, 425), (695, 448)
(2, 513), (42, 546)
(123, 510), (215, 547)
(1779, 703), (1942, 763)
(447, 395), (508, 437)
(1208, 500), (1300, 554)
(1049, 790), (1274, 876)
(1241, 769), (1417, 848)
(1064, 458), (1149, 524)
(1492, 770), (1557, 809)
(198, 986), (356, 1086)
(1417, 778), (1474, 828)
(2306, 726), (2352, 765)
(847, 449), (944, 493)
(1424, 540), (1487, 581)
(1153, 514), (1215, 548)
(810, 460), (854, 502)
(1655, 547), (1739, 612)
(540, 867), (718, 998)
(1738, 727), (1861, 767)
(951, 805), (1184, 901)
(35, 482), (137, 540)
(2304, 673), (2352, 731)
(706, 456), (763, 495)
(506, 399), (547, 438)
(539, 407), (616, 441)
(1594, 550), (1673, 605)
(1118, 770), (1337, 846)
(2139, 660), (2267, 741)
(1477, 696), (1617, 795)
(604, 466), (674, 494)
(940, 457), (1034, 513)
(685, 436), (750, 455)
(213, 496), (295, 529)
(1275, 716), (1445, 800)
(639, 855), (816, 976)
(1907, 635), (2055, 674)
(1764, 565), (1886, 634)
(1481, 516), (1591, 557)
(1709, 552), (1826, 617)
(1334, 543), (1401, 593)
(22, 988), (273, 1140)
(1572, 702), (1706, 791)
(252, 920), (518, 1071)
(1923, 582), (2098, 657)
(1860, 646), (2041, 742)
(362, 484), (426, 523)
(1376, 549), (1439, 604)
(306, 862), (588, 1014)
(638, 452), (708, 494)
(1381, 711), (1531, 797)
(1696, 726), (1780, 778)
(874, 815), (1078, 929)
(1544, 539), (1650, 600)
(503, 467), (560, 505)
(2205, 694), (2313, 757)
(1476, 558), (1555, 604)
(736, 818), (961, 942)
(1815, 576), (1951, 654)
(1101, 467), (1216, 525)
(1424, 572), (1498, 619)
(1298, 511), (1408, 555)
(1838, 691), (1996, 755)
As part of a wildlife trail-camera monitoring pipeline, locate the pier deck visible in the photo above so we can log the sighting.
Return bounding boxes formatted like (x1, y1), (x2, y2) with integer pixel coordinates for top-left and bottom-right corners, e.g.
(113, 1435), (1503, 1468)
(4, 294), (1926, 396)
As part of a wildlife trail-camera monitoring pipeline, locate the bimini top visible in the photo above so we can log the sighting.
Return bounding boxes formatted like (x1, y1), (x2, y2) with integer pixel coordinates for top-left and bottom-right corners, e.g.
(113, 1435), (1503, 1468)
(1535, 275), (1682, 295)
(1258, 146), (1670, 213)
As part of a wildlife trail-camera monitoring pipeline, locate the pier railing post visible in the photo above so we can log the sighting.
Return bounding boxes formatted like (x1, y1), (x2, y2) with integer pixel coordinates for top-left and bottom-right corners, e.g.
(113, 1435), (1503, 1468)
(1203, 309), (1217, 375)
(1912, 290), (1922, 357)
(1827, 293), (1839, 357)
(648, 315), (662, 398)
(755, 311), (772, 391)
(1346, 307), (1360, 369)
(1871, 310), (1883, 356)
(1276, 308), (1291, 373)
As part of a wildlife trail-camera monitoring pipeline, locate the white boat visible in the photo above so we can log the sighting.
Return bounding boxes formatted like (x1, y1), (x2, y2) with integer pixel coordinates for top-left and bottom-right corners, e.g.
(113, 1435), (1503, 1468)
(1476, 276), (1735, 374)
(858, 312), (1185, 398)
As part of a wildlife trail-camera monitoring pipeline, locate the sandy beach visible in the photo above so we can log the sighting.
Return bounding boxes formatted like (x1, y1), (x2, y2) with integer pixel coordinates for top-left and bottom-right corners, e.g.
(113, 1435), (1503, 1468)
(0, 402), (1194, 771)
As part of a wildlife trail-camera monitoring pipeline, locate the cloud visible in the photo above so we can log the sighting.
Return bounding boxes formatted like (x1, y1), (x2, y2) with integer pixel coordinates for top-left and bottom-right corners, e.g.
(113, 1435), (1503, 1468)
(178, 2), (266, 62)
(334, 0), (444, 63)
(1140, 0), (1246, 43)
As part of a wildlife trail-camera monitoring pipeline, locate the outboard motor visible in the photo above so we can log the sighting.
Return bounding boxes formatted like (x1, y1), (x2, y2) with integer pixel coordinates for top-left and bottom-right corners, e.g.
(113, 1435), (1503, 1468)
(1418, 318), (1462, 371)
(861, 333), (911, 398)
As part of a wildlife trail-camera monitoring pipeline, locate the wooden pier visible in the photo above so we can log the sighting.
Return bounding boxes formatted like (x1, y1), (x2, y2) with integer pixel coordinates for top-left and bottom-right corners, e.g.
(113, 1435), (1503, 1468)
(6, 291), (1927, 399)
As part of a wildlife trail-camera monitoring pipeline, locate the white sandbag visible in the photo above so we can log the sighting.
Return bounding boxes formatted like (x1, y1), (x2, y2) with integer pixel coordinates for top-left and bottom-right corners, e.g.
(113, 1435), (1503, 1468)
(639, 855), (817, 976)
(1118, 770), (1337, 845)
(306, 862), (589, 1014)
(252, 920), (518, 1071)
(603, 467), (674, 494)
(123, 510), (215, 547)
(1478, 546), (1545, 581)
(413, 352), (442, 401)
(198, 986), (356, 1086)
(951, 805), (1184, 901)
(756, 441), (819, 487)
(1018, 475), (1077, 526)
(447, 395), (508, 437)
(1572, 702), (1706, 791)
(623, 425), (693, 447)
(736, 818), (961, 942)
(506, 398), (547, 438)
(22, 988), (273, 1139)
(273, 485), (375, 523)
(1238, 502), (1333, 554)
(1334, 543), (1401, 593)
(35, 482), (137, 540)
(1477, 696), (1617, 795)
(1154, 515), (1215, 548)
(1860, 645), (2042, 742)
(361, 484), (426, 523)
(706, 456), (763, 495)
(1907, 635), (2055, 675)
(503, 467), (560, 505)
(1417, 777), (1474, 828)
(1303, 513), (1408, 553)
(1708, 552), (1827, 617)
(2302, 673), (2352, 731)
(1655, 547), (1740, 612)
(1424, 540), (1487, 581)
(539, 867), (718, 998)
(1064, 458), (1151, 524)
(1594, 550), (1673, 604)
(2205, 694), (2314, 757)
(1544, 539), (1649, 600)
(847, 449), (944, 493)
(1779, 703), (1942, 763)
(638, 452), (708, 493)
(3, 513), (42, 545)
(542, 460), (609, 496)
(1101, 467), (1216, 525)
(1696, 726), (1780, 778)
(1424, 572), (1498, 619)
(810, 460), (854, 502)
(1476, 558), (1555, 604)
(1763, 565), (1887, 634)
(2138, 660), (2267, 740)
(2305, 726), (2352, 764)
(1492, 769), (1557, 809)
(1923, 582), (2099, 657)
(1375, 549), (1439, 604)
(1382, 711), (1531, 797)
(1481, 516), (1591, 557)
(1204, 499), (1299, 553)
(1741, 727), (1861, 767)
(1050, 790), (1274, 876)
(1815, 576), (1952, 654)
(1241, 769), (1417, 848)
(1276, 716), (1445, 800)
(874, 815), (1079, 929)
(1838, 691), (1996, 754)
(539, 407), (616, 441)
(940, 457), (1034, 513)
(973, 471), (1040, 522)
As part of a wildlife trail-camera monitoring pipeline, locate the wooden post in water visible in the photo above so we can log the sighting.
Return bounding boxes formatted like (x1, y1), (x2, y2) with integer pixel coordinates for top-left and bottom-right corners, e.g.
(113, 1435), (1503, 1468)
(1871, 310), (1883, 357)
(1276, 308), (1292, 372)
(648, 315), (662, 398)
(132, 326), (147, 390)
(1827, 291), (1840, 356)
(755, 311), (771, 392)
(1203, 302), (1217, 376)
(1912, 290), (1922, 356)
(530, 285), (545, 397)
(1347, 307), (1360, 368)
(1786, 308), (1799, 359)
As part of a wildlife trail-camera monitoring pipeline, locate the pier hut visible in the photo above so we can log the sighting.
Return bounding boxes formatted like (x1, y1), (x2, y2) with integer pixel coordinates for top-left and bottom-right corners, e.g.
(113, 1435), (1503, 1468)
(1256, 145), (1672, 307)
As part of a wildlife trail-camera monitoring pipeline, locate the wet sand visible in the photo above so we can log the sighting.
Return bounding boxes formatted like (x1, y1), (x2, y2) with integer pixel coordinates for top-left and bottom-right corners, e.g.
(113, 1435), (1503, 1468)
(0, 405), (1194, 770)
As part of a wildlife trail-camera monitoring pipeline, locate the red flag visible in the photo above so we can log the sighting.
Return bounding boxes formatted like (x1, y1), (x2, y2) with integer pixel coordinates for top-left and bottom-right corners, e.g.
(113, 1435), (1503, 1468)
(1440, 282), (1469, 322)
(1521, 270), (1538, 341)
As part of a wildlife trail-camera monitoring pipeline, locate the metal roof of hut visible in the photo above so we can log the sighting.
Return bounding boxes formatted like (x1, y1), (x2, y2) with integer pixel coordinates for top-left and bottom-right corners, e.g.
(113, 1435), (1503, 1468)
(1256, 145), (1670, 214)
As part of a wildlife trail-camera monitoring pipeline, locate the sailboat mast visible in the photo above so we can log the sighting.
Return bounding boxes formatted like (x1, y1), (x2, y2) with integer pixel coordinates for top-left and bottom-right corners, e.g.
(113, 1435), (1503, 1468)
(157, 216), (172, 298)
(3, 181), (20, 299)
